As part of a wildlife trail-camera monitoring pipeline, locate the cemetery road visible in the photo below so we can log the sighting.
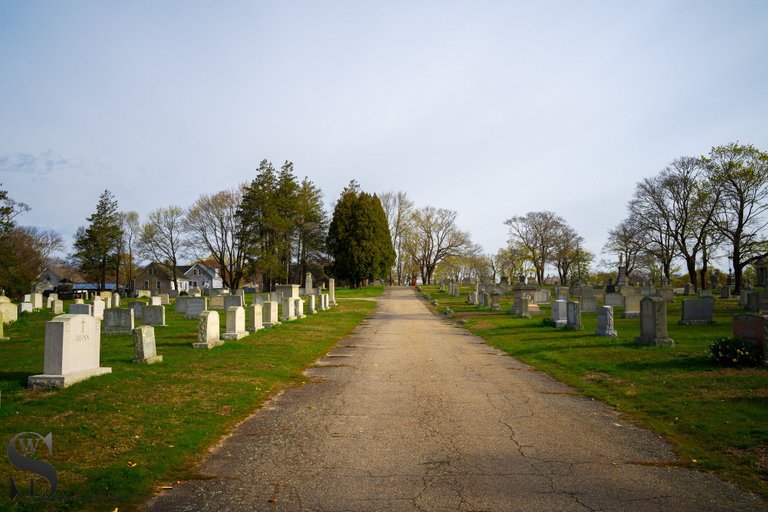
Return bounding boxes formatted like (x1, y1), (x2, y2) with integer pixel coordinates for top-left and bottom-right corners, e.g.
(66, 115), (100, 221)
(147, 287), (764, 511)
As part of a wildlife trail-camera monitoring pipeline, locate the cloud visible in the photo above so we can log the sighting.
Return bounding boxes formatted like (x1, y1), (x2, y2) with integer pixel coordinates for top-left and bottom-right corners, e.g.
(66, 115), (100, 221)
(0, 150), (83, 174)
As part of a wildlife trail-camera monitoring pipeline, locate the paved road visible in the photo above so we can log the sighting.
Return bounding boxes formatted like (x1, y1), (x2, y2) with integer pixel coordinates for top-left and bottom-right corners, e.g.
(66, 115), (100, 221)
(147, 288), (764, 511)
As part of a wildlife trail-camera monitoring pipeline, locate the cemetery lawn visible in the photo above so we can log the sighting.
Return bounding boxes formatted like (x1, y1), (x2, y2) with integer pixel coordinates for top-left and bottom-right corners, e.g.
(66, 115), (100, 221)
(0, 297), (375, 512)
(334, 283), (386, 299)
(423, 286), (768, 500)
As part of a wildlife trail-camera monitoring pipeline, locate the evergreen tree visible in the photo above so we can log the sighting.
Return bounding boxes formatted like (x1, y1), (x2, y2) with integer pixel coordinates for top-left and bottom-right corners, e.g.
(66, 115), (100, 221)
(327, 181), (395, 287)
(72, 190), (121, 290)
(294, 177), (328, 285)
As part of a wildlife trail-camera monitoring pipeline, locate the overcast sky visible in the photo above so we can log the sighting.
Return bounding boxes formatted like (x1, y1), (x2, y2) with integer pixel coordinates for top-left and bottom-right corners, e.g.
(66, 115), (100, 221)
(2, 1), (767, 270)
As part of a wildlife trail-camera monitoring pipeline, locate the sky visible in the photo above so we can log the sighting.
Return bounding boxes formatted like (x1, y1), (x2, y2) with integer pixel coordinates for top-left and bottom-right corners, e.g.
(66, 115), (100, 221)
(2, 1), (767, 270)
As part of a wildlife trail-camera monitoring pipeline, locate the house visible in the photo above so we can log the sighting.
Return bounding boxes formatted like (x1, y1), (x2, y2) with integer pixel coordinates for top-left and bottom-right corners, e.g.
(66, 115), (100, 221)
(34, 267), (87, 293)
(178, 262), (224, 290)
(133, 263), (190, 295)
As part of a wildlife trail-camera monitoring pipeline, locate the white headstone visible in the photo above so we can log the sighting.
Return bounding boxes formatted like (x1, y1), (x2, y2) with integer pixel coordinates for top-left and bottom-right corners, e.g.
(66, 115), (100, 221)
(222, 306), (247, 340)
(150, 296), (162, 306)
(28, 314), (111, 389)
(328, 278), (336, 306)
(192, 311), (223, 349)
(112, 293), (121, 307)
(0, 300), (19, 323)
(281, 296), (296, 321)
(294, 298), (305, 319)
(307, 295), (317, 315)
(262, 301), (280, 328)
(19, 302), (33, 314)
(159, 293), (170, 305)
(304, 273), (313, 296)
(92, 298), (106, 320)
(51, 299), (64, 315)
(30, 293), (43, 309)
(551, 300), (567, 327)
(246, 304), (264, 332)
(0, 312), (7, 340)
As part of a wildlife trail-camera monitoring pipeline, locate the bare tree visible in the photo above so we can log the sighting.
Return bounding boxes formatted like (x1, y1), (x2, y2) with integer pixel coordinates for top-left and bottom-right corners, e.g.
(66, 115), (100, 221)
(380, 191), (415, 285)
(138, 206), (188, 293)
(552, 224), (592, 286)
(504, 211), (565, 286)
(629, 177), (679, 282)
(185, 188), (247, 289)
(603, 217), (646, 279)
(405, 206), (473, 285)
(120, 211), (141, 293)
(706, 143), (768, 292)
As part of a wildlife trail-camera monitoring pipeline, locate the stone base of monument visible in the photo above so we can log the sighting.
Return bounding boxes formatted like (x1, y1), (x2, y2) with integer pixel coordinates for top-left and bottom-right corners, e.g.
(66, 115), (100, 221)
(28, 367), (112, 390)
(595, 327), (617, 337)
(635, 336), (674, 346)
(192, 340), (225, 349)
(133, 355), (164, 364)
(222, 331), (247, 341)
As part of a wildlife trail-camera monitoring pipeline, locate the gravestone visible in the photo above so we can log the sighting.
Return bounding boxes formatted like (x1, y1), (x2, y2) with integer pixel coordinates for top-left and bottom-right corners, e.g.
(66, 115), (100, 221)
(623, 295), (641, 318)
(720, 286), (731, 299)
(92, 298), (105, 320)
(275, 284), (300, 301)
(329, 278), (336, 306)
(132, 326), (163, 364)
(294, 298), (306, 319)
(581, 296), (597, 313)
(142, 305), (166, 326)
(551, 300), (567, 328)
(192, 311), (223, 349)
(595, 306), (617, 337)
(281, 296), (296, 321)
(104, 308), (134, 333)
(150, 296), (162, 306)
(184, 297), (207, 319)
(659, 285), (675, 303)
(23, 294), (31, 303)
(103, 295), (113, 309)
(739, 289), (751, 307)
(74, 298), (84, 304)
(69, 303), (92, 315)
(28, 314), (112, 389)
(19, 303), (33, 314)
(262, 301), (280, 328)
(307, 295), (317, 315)
(509, 296), (529, 317)
(51, 299), (64, 315)
(747, 292), (762, 313)
(566, 301), (582, 330)
(679, 298), (714, 325)
(732, 313), (767, 362)
(46, 293), (58, 308)
(246, 304), (264, 332)
(224, 295), (243, 310)
(175, 296), (189, 314)
(0, 298), (18, 324)
(209, 296), (225, 309)
(113, 293), (121, 307)
(222, 306), (247, 340)
(305, 273), (313, 296)
(159, 293), (170, 306)
(30, 293), (43, 309)
(0, 312), (6, 340)
(489, 293), (501, 312)
(635, 297), (674, 346)
(683, 284), (692, 296)
(128, 301), (144, 321)
(605, 278), (616, 294)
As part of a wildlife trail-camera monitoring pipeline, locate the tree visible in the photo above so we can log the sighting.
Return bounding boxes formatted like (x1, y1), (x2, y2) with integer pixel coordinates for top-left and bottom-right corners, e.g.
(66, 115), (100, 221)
(380, 191), (415, 285)
(186, 188), (247, 289)
(504, 211), (565, 286)
(406, 206), (474, 285)
(327, 181), (395, 287)
(0, 184), (30, 237)
(294, 177), (328, 285)
(603, 217), (646, 279)
(629, 177), (679, 283)
(72, 190), (121, 290)
(138, 206), (188, 292)
(120, 211), (141, 293)
(705, 143), (768, 292)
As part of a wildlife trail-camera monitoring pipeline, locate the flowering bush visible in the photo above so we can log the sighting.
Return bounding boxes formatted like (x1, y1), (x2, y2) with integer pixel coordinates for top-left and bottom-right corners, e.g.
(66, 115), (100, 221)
(709, 338), (761, 367)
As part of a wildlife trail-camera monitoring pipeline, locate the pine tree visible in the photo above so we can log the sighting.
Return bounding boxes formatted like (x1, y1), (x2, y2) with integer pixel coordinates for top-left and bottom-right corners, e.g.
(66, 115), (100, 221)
(72, 190), (121, 290)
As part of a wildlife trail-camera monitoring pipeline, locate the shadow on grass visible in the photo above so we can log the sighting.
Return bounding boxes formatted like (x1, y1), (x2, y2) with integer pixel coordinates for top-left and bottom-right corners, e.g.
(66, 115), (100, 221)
(0, 370), (32, 388)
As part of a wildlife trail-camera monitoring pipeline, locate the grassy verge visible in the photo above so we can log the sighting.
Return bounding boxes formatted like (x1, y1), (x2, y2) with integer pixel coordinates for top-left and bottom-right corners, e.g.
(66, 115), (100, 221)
(421, 285), (767, 499)
(0, 297), (375, 511)
(334, 284), (386, 298)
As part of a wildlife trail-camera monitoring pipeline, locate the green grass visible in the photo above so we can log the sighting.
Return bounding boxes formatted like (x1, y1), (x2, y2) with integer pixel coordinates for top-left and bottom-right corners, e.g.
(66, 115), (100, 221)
(422, 285), (768, 499)
(334, 283), (386, 298)
(0, 296), (375, 511)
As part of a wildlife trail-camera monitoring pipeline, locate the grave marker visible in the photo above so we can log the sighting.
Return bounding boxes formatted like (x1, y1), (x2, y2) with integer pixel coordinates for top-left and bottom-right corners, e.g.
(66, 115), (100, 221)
(595, 306), (617, 337)
(222, 306), (247, 340)
(635, 297), (674, 346)
(566, 301), (582, 330)
(192, 311), (224, 349)
(104, 308), (134, 333)
(133, 326), (163, 364)
(69, 303), (92, 315)
(184, 297), (207, 319)
(679, 298), (714, 325)
(28, 314), (112, 389)
(262, 301), (281, 328)
(142, 305), (166, 326)
(246, 304), (264, 332)
(551, 300), (567, 327)
(623, 295), (641, 318)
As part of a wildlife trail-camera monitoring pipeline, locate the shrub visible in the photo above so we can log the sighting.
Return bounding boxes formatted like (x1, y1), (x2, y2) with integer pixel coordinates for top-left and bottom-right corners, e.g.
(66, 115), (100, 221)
(541, 317), (556, 328)
(709, 338), (761, 367)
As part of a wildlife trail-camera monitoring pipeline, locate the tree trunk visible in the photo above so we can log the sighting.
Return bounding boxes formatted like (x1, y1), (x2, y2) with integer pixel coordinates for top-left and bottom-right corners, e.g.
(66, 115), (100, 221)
(685, 256), (697, 292)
